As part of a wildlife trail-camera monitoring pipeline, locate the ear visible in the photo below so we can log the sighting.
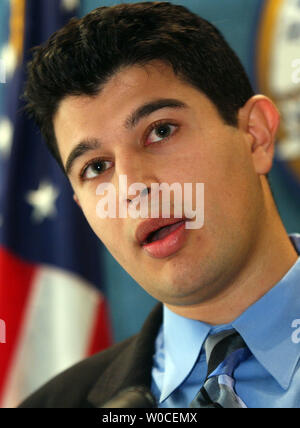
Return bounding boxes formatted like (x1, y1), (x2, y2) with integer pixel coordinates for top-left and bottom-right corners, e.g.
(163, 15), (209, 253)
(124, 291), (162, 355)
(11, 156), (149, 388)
(73, 193), (81, 208)
(238, 95), (280, 175)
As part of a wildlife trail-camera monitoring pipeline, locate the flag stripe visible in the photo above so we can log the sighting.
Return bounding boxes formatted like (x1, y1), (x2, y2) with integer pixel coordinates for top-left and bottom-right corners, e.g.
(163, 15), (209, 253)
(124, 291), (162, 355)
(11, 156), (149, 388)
(87, 298), (113, 356)
(1, 264), (107, 407)
(0, 248), (36, 403)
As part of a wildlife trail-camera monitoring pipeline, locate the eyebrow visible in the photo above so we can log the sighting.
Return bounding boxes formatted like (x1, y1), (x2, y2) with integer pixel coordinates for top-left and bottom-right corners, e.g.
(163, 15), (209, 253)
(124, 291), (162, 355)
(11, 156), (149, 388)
(65, 98), (188, 176)
(65, 138), (101, 177)
(124, 98), (187, 129)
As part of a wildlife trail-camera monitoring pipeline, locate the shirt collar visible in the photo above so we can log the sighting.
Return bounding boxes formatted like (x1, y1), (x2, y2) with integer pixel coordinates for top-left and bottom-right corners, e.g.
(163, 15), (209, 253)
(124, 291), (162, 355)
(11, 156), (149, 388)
(233, 234), (300, 390)
(160, 234), (300, 400)
(159, 305), (210, 402)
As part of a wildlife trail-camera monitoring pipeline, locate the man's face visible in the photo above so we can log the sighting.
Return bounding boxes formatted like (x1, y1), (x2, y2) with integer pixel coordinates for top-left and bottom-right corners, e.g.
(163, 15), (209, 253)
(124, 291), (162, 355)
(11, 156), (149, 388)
(54, 61), (266, 307)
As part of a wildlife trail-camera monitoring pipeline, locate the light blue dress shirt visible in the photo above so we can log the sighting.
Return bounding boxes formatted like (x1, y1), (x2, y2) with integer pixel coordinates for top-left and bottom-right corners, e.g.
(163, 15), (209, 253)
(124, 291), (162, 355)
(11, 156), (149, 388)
(151, 234), (300, 408)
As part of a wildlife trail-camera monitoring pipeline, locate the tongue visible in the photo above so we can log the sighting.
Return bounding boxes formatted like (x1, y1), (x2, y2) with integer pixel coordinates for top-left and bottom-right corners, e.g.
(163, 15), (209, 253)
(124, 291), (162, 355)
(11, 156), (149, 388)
(150, 221), (184, 243)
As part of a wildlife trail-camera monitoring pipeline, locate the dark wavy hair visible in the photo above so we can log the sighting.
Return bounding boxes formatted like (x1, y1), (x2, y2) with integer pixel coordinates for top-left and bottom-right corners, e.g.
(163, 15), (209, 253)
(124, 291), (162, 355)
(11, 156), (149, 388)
(23, 1), (254, 173)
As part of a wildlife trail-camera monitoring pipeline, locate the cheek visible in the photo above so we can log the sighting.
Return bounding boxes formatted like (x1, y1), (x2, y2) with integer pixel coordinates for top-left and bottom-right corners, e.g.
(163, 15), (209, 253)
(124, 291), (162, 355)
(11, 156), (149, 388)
(195, 134), (259, 223)
(208, 163), (260, 235)
(80, 200), (128, 261)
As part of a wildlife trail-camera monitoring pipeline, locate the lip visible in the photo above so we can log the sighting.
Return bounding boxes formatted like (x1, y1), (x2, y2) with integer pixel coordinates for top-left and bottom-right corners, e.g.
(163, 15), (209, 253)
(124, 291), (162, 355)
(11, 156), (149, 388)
(135, 217), (187, 246)
(135, 218), (188, 259)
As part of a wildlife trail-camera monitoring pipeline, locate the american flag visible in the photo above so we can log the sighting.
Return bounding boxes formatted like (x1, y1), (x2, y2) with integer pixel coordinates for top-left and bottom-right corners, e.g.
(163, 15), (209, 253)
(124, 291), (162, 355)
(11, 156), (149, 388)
(0, 0), (112, 408)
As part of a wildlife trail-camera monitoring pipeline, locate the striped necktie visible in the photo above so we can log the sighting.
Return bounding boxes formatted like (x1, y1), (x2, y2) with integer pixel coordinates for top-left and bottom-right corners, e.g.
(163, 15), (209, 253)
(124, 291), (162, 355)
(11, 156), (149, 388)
(190, 329), (251, 408)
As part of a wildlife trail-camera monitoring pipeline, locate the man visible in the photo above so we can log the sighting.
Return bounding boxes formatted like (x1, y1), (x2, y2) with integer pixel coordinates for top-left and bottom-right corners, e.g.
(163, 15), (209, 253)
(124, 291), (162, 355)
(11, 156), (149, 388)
(19, 2), (299, 408)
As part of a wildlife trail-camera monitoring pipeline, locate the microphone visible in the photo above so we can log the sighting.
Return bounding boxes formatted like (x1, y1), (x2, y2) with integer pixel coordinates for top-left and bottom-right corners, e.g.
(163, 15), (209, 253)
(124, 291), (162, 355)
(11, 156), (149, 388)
(101, 386), (157, 408)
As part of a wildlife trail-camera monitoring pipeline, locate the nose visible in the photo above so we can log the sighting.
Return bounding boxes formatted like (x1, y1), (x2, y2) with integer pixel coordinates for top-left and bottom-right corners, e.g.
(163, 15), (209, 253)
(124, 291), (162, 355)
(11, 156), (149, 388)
(114, 149), (157, 206)
(126, 186), (151, 205)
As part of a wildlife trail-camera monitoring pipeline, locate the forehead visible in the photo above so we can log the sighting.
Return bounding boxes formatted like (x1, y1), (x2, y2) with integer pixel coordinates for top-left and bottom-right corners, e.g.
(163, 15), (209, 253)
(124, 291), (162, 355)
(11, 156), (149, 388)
(53, 61), (220, 163)
(54, 60), (215, 119)
(57, 61), (189, 114)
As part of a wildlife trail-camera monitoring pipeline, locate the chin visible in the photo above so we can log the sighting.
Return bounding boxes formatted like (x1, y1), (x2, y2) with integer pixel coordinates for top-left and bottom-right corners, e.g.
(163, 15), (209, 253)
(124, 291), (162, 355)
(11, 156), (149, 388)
(152, 275), (209, 305)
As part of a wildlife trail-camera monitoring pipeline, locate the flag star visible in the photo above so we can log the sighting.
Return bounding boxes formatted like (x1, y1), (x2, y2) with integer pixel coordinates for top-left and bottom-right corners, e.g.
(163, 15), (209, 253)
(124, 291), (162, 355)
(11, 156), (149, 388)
(61, 0), (79, 12)
(26, 181), (60, 224)
(0, 117), (13, 158)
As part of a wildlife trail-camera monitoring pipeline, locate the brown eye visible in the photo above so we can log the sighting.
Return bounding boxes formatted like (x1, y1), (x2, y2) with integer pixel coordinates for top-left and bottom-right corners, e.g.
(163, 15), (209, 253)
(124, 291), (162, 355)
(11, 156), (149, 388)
(81, 160), (113, 180)
(145, 122), (178, 146)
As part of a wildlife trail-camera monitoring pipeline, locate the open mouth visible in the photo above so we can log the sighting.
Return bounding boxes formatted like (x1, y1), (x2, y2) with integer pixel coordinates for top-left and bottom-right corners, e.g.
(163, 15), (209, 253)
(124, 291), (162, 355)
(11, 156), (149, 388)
(143, 221), (185, 245)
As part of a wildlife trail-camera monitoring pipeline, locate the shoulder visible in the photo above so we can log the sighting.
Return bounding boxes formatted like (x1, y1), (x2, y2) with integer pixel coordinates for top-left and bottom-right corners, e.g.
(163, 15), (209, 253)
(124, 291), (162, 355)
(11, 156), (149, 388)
(18, 335), (136, 408)
(18, 302), (163, 408)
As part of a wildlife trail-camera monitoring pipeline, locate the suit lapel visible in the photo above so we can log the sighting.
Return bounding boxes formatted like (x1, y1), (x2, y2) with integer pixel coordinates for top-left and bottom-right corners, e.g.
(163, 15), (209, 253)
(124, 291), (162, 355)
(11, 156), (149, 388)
(87, 303), (163, 407)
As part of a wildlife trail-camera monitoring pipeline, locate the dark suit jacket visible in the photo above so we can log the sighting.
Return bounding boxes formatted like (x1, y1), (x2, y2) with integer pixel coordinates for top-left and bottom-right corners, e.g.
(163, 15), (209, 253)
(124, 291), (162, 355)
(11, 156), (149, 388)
(19, 303), (163, 408)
